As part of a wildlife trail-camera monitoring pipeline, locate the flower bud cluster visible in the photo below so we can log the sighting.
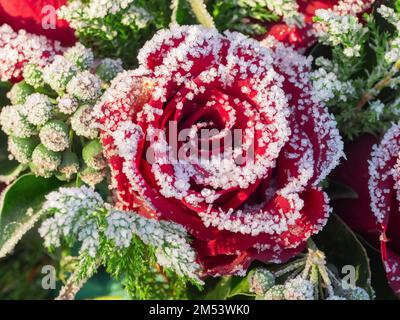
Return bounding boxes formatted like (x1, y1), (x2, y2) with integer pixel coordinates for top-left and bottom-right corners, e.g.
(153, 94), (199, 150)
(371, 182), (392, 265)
(0, 42), (123, 185)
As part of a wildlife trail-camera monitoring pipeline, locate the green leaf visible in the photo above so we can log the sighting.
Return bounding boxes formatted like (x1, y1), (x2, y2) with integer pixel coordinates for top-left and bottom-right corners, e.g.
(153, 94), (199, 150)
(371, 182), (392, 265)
(314, 214), (374, 297)
(0, 174), (63, 258)
(327, 180), (358, 200)
(227, 274), (254, 298)
(203, 276), (233, 300)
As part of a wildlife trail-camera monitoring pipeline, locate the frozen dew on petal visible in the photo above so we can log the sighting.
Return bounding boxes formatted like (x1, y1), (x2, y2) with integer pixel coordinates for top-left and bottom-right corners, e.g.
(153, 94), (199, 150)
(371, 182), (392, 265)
(0, 24), (62, 83)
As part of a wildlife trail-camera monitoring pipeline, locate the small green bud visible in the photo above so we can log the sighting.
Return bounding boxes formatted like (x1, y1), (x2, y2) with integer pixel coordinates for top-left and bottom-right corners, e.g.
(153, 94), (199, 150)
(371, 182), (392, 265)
(64, 43), (94, 71)
(80, 164), (105, 187)
(82, 139), (106, 170)
(43, 55), (77, 94)
(326, 295), (347, 300)
(283, 277), (314, 300)
(39, 120), (69, 152)
(56, 150), (79, 181)
(248, 268), (275, 296)
(67, 71), (102, 102)
(8, 136), (39, 164)
(57, 94), (79, 115)
(264, 285), (285, 300)
(23, 63), (44, 88)
(96, 58), (123, 83)
(71, 105), (98, 139)
(31, 144), (61, 177)
(25, 93), (53, 126)
(0, 105), (37, 138)
(345, 287), (370, 300)
(7, 81), (35, 104)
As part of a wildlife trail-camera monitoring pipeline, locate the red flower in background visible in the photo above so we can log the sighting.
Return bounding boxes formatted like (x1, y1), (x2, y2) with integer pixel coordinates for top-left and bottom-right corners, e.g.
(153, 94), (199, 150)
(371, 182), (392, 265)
(0, 0), (75, 46)
(97, 26), (343, 276)
(333, 124), (400, 297)
(331, 134), (381, 244)
(264, 0), (374, 51)
(369, 123), (400, 297)
(0, 24), (63, 82)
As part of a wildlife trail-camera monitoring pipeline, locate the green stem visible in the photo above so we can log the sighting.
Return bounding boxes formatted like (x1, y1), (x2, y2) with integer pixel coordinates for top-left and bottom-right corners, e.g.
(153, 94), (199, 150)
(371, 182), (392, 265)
(188, 0), (215, 28)
(307, 238), (318, 251)
(171, 0), (179, 24)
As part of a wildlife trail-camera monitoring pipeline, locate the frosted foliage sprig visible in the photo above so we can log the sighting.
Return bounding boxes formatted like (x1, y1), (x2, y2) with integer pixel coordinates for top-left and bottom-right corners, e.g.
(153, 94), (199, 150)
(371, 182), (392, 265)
(39, 186), (202, 283)
(309, 5), (400, 139)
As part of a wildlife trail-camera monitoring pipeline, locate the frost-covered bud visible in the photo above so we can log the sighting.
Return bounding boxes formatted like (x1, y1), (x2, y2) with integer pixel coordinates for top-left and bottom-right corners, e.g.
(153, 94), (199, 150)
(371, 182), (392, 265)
(71, 105), (98, 138)
(31, 144), (61, 177)
(43, 55), (77, 94)
(0, 105), (37, 138)
(7, 81), (35, 105)
(96, 58), (123, 83)
(56, 150), (79, 181)
(248, 268), (275, 296)
(345, 287), (370, 300)
(24, 93), (53, 126)
(264, 285), (285, 300)
(326, 295), (347, 300)
(64, 43), (94, 71)
(57, 94), (79, 115)
(8, 136), (39, 164)
(80, 164), (105, 187)
(23, 64), (44, 89)
(39, 120), (69, 152)
(283, 277), (314, 300)
(67, 71), (102, 102)
(82, 139), (106, 170)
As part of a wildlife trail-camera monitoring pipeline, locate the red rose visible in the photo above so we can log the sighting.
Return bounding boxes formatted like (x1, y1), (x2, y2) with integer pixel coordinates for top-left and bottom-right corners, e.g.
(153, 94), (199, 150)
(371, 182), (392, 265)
(0, 0), (75, 46)
(331, 134), (381, 244)
(96, 26), (343, 276)
(264, 0), (373, 51)
(369, 123), (400, 296)
(0, 24), (63, 82)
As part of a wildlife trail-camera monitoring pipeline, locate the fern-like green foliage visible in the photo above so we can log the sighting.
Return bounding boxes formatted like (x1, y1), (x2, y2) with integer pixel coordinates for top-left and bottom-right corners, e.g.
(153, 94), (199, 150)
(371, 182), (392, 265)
(59, 0), (172, 67)
(208, 0), (280, 35)
(39, 186), (202, 299)
(311, 2), (400, 140)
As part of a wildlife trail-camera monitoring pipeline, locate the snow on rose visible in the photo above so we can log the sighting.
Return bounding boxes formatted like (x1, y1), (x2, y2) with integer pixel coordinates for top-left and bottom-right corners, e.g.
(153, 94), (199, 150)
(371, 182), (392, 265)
(95, 25), (343, 276)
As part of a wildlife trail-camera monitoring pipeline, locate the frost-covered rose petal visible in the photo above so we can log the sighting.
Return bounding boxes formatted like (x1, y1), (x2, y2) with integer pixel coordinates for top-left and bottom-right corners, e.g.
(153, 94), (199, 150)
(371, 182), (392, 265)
(96, 25), (343, 276)
(263, 0), (373, 51)
(0, 24), (63, 83)
(0, 0), (75, 45)
(369, 123), (400, 297)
